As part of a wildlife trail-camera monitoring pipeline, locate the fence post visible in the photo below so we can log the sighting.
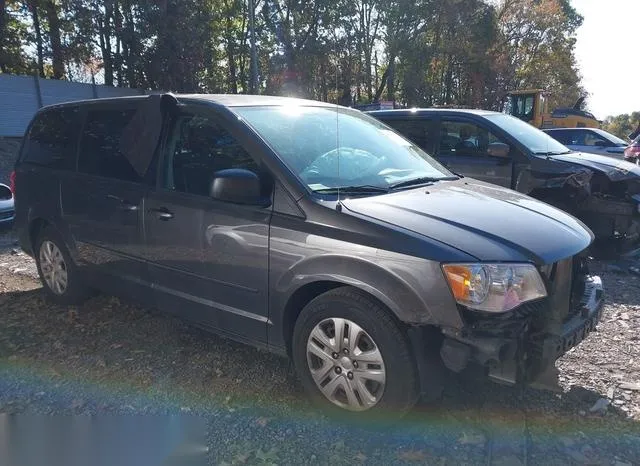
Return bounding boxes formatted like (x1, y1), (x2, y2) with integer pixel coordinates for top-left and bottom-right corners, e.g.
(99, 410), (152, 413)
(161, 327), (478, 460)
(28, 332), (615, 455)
(32, 74), (43, 108)
(91, 76), (98, 99)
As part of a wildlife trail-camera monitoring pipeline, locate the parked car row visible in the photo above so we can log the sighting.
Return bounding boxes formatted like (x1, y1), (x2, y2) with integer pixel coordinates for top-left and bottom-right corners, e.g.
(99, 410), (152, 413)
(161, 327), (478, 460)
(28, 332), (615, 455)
(12, 94), (605, 418)
(368, 109), (640, 253)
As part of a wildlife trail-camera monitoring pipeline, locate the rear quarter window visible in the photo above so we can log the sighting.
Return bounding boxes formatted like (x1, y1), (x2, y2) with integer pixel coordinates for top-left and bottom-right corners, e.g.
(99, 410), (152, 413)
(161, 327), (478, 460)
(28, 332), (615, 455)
(78, 107), (142, 182)
(21, 107), (80, 170)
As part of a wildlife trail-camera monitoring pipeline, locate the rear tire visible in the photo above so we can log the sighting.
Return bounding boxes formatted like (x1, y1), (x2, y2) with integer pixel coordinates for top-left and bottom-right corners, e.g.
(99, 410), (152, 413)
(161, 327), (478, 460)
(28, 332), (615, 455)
(292, 287), (420, 420)
(34, 226), (90, 305)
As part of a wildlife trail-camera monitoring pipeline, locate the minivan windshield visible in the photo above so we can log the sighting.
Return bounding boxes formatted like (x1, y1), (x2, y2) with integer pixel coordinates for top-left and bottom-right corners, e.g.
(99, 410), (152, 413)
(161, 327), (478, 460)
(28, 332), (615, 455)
(592, 128), (628, 146)
(486, 113), (572, 155)
(234, 105), (456, 193)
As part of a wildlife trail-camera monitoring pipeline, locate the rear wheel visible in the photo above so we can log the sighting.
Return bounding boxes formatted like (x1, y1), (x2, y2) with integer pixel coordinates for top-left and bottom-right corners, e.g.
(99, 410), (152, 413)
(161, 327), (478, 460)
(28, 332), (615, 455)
(34, 227), (90, 305)
(292, 287), (420, 419)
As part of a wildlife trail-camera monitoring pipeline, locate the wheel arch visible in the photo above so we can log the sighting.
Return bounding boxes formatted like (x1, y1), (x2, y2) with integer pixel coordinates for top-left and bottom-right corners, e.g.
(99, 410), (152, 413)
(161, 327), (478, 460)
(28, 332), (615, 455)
(26, 213), (78, 262)
(273, 255), (437, 355)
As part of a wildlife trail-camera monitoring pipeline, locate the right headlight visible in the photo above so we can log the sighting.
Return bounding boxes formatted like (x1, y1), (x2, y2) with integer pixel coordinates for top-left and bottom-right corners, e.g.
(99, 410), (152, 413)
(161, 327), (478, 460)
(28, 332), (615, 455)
(442, 263), (547, 313)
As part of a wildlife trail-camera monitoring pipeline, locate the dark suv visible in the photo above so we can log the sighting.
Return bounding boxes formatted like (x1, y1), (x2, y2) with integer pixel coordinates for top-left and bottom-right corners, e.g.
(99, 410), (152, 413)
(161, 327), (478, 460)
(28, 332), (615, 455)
(13, 94), (604, 417)
(369, 109), (640, 251)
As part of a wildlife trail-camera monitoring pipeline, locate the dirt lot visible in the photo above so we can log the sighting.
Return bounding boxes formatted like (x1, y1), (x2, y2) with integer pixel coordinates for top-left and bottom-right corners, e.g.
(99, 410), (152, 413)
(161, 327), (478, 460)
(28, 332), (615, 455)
(0, 227), (639, 465)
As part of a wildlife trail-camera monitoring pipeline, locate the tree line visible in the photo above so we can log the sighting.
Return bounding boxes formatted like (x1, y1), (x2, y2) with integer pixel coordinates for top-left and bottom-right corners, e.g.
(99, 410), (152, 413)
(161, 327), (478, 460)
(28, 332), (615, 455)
(602, 112), (640, 141)
(0, 0), (585, 111)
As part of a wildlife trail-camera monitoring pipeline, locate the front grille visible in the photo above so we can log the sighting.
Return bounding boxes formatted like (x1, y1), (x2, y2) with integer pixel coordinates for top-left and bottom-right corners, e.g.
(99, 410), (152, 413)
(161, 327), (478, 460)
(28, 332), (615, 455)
(0, 210), (14, 220)
(460, 301), (541, 338)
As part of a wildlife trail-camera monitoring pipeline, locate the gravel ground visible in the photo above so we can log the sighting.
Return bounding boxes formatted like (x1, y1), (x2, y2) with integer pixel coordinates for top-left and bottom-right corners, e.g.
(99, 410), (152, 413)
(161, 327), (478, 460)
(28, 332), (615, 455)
(0, 227), (639, 465)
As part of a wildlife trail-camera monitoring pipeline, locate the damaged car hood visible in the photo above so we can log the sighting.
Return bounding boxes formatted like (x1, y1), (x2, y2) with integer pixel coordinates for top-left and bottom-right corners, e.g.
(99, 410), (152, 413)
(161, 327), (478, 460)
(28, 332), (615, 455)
(549, 152), (640, 181)
(342, 179), (593, 264)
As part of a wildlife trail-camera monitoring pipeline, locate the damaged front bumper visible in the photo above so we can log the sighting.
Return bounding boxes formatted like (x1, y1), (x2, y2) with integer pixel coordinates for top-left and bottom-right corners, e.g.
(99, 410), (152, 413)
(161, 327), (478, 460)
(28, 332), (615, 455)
(436, 269), (604, 391)
(518, 161), (640, 250)
(578, 194), (640, 248)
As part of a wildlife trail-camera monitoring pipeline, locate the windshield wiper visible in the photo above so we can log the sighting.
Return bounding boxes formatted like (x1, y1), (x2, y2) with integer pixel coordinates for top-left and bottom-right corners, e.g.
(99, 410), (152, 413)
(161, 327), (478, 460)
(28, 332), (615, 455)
(313, 185), (390, 195)
(389, 176), (456, 190)
(533, 150), (571, 156)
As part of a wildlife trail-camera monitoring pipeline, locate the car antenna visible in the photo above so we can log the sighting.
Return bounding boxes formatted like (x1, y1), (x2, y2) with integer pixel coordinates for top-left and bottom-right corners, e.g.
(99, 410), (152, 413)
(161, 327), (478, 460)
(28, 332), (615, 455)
(335, 66), (342, 212)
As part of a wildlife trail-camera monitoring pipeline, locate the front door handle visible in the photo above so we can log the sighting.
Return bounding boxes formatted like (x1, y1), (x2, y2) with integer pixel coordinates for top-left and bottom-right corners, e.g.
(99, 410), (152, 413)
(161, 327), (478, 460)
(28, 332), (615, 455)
(150, 207), (174, 220)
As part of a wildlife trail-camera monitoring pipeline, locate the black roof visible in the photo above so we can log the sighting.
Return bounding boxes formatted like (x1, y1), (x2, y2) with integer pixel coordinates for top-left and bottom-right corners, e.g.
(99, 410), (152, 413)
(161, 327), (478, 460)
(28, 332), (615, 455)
(367, 108), (501, 117)
(39, 93), (337, 111)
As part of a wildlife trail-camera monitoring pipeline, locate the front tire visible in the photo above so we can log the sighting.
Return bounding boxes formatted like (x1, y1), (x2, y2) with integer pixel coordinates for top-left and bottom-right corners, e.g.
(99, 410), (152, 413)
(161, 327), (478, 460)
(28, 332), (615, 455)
(292, 287), (419, 419)
(34, 226), (90, 305)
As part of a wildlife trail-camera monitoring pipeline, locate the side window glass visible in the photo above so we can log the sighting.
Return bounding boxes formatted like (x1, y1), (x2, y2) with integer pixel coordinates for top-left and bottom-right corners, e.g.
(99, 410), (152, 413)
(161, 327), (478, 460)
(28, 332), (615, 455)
(549, 131), (569, 144)
(164, 114), (260, 197)
(78, 108), (142, 182)
(568, 131), (585, 145)
(584, 132), (608, 147)
(385, 119), (435, 153)
(23, 107), (79, 169)
(439, 120), (506, 157)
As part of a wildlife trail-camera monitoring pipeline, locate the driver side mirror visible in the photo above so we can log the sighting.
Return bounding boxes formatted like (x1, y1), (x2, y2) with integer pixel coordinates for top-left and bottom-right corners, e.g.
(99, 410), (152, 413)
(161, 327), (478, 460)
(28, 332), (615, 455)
(210, 169), (266, 205)
(487, 142), (510, 158)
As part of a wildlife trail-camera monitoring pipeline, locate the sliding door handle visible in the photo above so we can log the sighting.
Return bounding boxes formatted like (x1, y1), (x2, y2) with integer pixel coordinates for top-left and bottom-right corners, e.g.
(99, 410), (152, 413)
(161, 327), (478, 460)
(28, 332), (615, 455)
(106, 194), (138, 211)
(150, 207), (174, 220)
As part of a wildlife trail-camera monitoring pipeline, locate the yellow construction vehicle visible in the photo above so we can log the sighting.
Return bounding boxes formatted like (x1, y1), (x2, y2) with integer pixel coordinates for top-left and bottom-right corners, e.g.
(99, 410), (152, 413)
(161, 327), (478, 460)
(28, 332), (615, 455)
(505, 89), (600, 129)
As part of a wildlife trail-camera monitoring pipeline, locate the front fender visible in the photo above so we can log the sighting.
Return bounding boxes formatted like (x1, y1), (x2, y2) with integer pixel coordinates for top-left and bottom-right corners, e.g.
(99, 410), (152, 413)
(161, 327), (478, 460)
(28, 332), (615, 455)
(275, 253), (462, 328)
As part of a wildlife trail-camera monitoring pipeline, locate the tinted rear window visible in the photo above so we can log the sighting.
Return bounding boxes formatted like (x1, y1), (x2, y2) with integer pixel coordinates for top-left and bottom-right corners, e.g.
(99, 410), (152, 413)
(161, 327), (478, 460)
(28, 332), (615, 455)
(78, 108), (141, 182)
(383, 118), (437, 153)
(546, 130), (572, 144)
(22, 107), (79, 169)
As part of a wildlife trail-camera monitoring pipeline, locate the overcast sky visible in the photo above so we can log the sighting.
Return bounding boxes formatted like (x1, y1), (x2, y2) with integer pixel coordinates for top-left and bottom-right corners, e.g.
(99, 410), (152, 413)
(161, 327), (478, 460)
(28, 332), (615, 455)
(573, 0), (638, 120)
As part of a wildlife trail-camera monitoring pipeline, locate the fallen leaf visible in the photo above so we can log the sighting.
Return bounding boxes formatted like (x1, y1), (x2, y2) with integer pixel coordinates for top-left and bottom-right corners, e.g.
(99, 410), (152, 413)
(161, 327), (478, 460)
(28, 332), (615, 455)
(398, 450), (427, 461)
(255, 447), (279, 462)
(332, 440), (346, 451)
(354, 452), (367, 462)
(71, 399), (85, 410)
(231, 452), (250, 464)
(458, 431), (486, 446)
(255, 417), (269, 427)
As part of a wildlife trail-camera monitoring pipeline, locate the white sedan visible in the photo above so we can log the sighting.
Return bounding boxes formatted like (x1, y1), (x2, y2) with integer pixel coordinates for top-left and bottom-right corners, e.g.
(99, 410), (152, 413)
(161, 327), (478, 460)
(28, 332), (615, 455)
(543, 128), (628, 159)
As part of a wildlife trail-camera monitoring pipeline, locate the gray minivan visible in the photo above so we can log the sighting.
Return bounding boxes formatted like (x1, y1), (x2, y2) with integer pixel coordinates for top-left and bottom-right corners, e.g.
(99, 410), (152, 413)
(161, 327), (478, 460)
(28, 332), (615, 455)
(13, 94), (604, 417)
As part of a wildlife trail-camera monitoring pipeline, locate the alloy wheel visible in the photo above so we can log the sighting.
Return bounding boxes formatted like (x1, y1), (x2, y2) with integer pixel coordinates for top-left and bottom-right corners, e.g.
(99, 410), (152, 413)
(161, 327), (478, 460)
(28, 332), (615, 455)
(39, 240), (68, 295)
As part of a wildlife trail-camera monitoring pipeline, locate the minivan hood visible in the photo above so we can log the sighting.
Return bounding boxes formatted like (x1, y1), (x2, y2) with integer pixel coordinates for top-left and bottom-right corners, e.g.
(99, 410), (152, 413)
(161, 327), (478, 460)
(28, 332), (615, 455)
(342, 179), (593, 264)
(550, 152), (640, 180)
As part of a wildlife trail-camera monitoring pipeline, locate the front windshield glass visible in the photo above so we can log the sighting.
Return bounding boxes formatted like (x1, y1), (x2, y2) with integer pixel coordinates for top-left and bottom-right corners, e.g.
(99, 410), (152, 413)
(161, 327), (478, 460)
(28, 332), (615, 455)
(485, 113), (571, 155)
(234, 105), (455, 193)
(593, 128), (628, 146)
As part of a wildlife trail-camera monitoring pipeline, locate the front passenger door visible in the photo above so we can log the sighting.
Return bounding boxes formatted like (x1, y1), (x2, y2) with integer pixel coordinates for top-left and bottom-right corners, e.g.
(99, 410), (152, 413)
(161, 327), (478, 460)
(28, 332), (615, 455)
(437, 118), (513, 188)
(144, 107), (272, 344)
